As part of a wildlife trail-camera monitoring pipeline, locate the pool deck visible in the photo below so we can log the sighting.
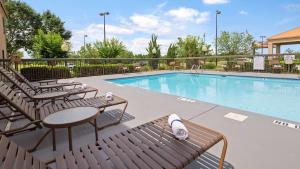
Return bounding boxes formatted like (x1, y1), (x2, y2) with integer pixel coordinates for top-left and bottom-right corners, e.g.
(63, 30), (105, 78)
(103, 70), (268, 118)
(8, 70), (300, 169)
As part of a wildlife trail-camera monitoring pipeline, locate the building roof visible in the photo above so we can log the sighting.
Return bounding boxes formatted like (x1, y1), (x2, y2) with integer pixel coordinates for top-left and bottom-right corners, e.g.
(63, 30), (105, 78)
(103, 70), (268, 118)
(268, 27), (300, 41)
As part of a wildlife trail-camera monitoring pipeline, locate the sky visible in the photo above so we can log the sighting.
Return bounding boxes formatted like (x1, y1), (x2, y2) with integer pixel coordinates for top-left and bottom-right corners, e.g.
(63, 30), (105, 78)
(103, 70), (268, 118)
(22, 0), (300, 55)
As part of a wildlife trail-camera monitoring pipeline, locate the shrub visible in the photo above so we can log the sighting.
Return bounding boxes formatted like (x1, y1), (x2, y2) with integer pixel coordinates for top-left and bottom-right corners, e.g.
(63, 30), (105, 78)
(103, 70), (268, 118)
(21, 66), (71, 81)
(73, 64), (135, 77)
(203, 63), (216, 69)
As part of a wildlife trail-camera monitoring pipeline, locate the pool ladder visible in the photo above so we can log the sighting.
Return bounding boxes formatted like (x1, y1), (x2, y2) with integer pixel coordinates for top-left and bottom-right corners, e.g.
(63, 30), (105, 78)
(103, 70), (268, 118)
(191, 64), (203, 73)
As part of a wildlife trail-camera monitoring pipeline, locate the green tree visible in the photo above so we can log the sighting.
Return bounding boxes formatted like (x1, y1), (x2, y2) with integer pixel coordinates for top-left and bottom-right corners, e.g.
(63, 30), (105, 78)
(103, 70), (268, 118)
(146, 34), (161, 69)
(5, 1), (71, 56)
(77, 38), (127, 58)
(167, 43), (177, 58)
(176, 35), (209, 57)
(32, 29), (67, 58)
(217, 31), (254, 55)
(5, 0), (41, 55)
(40, 10), (72, 40)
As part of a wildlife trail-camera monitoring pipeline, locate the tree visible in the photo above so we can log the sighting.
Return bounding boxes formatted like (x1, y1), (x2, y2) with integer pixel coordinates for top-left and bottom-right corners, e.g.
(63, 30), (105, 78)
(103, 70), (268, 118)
(32, 29), (67, 58)
(146, 34), (161, 69)
(176, 35), (209, 57)
(217, 31), (254, 55)
(77, 38), (127, 58)
(285, 48), (299, 54)
(5, 1), (71, 56)
(5, 0), (41, 55)
(167, 44), (177, 58)
(41, 10), (71, 40)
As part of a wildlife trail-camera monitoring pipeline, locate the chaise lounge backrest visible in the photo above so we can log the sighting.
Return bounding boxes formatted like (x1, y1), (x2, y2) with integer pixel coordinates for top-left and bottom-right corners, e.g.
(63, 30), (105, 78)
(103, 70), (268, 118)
(0, 66), (37, 97)
(0, 81), (37, 121)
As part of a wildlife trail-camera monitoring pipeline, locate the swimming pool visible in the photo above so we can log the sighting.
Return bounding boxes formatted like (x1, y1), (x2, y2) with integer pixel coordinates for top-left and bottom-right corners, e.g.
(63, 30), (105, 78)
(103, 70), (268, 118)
(109, 73), (300, 122)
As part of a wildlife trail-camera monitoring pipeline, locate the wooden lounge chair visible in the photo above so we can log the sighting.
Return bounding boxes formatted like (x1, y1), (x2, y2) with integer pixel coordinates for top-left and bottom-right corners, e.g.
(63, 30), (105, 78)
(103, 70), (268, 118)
(6, 66), (82, 91)
(0, 81), (128, 136)
(0, 66), (98, 104)
(0, 116), (227, 169)
(269, 59), (283, 73)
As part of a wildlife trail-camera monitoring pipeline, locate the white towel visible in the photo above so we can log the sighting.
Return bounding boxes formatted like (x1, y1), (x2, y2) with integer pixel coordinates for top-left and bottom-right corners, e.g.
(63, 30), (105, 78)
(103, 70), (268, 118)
(105, 92), (113, 101)
(168, 114), (188, 140)
(80, 84), (87, 89)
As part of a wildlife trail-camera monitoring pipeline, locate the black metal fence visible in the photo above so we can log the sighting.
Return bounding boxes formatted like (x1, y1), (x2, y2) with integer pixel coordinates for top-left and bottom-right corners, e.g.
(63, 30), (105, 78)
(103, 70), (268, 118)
(3, 54), (300, 81)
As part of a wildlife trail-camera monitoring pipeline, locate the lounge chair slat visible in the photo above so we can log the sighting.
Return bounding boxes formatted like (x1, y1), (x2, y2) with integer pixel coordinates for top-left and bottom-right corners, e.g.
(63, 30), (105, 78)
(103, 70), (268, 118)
(0, 136), (10, 166)
(80, 145), (100, 169)
(122, 130), (176, 169)
(104, 136), (140, 169)
(97, 139), (127, 169)
(88, 144), (113, 169)
(72, 149), (89, 169)
(132, 126), (192, 162)
(145, 123), (203, 156)
(109, 135), (151, 169)
(14, 147), (26, 169)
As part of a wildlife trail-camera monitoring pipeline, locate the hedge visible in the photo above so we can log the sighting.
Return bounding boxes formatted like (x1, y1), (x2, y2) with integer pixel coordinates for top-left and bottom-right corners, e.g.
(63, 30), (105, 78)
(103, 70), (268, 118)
(21, 66), (71, 81)
(73, 64), (136, 77)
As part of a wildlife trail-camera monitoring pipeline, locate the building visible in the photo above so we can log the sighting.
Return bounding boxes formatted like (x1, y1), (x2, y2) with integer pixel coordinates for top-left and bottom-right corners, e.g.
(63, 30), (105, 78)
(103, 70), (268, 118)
(0, 0), (7, 61)
(267, 27), (300, 54)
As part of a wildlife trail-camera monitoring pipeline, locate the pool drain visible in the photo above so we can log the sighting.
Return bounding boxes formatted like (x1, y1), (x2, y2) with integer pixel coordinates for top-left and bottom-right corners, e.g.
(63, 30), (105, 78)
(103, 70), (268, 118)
(273, 120), (300, 129)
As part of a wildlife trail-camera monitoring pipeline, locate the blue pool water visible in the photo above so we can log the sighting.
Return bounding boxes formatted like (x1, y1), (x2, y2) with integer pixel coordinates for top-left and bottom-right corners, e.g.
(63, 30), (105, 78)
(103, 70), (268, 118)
(109, 73), (300, 122)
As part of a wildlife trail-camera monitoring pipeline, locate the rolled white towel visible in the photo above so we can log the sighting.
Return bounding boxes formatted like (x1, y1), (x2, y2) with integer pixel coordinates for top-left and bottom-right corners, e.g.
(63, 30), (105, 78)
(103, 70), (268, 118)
(69, 80), (75, 83)
(168, 114), (188, 140)
(80, 84), (87, 89)
(105, 92), (113, 101)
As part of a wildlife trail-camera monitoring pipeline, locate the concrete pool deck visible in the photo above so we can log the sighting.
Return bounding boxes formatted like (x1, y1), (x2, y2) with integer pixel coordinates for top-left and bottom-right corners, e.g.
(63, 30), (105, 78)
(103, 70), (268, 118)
(8, 70), (300, 169)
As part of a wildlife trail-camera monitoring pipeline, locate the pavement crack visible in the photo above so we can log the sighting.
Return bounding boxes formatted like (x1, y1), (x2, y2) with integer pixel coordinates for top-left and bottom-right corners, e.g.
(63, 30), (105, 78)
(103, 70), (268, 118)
(188, 105), (218, 121)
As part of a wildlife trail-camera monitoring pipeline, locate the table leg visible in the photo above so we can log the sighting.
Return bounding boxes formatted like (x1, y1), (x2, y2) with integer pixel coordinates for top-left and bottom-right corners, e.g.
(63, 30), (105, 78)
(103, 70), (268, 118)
(68, 127), (73, 151)
(94, 119), (98, 141)
(52, 129), (56, 151)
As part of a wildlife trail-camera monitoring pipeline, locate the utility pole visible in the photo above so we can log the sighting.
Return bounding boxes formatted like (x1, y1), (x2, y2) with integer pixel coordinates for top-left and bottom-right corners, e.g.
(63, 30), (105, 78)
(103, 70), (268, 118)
(83, 34), (88, 51)
(215, 10), (221, 65)
(260, 35), (266, 54)
(100, 12), (110, 43)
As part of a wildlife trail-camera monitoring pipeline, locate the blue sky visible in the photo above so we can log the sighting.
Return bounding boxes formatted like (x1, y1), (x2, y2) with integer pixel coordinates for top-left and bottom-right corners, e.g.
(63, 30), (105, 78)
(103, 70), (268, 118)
(23, 0), (300, 54)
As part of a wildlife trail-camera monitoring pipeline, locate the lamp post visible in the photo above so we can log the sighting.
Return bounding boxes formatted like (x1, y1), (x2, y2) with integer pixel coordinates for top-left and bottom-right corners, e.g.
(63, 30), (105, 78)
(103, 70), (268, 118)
(83, 34), (88, 51)
(99, 12), (110, 43)
(215, 10), (221, 65)
(202, 33), (208, 55)
(260, 35), (266, 54)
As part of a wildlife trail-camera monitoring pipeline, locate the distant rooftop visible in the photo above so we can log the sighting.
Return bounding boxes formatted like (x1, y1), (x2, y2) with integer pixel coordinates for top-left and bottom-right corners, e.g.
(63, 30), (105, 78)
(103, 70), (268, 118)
(268, 27), (300, 40)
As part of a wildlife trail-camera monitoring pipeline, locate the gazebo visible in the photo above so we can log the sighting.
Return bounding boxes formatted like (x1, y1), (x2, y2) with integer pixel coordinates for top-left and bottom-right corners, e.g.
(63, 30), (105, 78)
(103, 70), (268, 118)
(267, 27), (300, 54)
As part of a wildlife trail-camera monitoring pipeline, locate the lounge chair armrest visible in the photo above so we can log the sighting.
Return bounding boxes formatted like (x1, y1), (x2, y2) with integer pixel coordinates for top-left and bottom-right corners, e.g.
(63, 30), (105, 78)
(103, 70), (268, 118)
(36, 79), (58, 85)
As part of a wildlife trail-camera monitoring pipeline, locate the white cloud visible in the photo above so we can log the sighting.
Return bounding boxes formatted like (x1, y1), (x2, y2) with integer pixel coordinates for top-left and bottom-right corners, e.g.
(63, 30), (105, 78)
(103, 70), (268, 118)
(130, 14), (160, 29)
(157, 1), (168, 9)
(71, 23), (134, 51)
(129, 14), (172, 34)
(202, 0), (229, 5)
(239, 10), (248, 15)
(285, 4), (300, 11)
(166, 7), (210, 24)
(125, 38), (174, 55)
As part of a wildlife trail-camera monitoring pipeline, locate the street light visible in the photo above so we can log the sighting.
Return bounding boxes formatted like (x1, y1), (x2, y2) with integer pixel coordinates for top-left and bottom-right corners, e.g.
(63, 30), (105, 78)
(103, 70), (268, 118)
(202, 33), (208, 55)
(83, 34), (88, 50)
(215, 10), (221, 65)
(260, 35), (266, 54)
(99, 11), (110, 43)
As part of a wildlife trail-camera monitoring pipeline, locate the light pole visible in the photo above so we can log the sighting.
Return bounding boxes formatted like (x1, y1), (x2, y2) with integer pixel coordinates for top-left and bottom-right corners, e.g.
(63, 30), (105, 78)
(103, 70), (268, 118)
(99, 12), (109, 43)
(215, 10), (221, 65)
(83, 34), (88, 51)
(260, 35), (266, 54)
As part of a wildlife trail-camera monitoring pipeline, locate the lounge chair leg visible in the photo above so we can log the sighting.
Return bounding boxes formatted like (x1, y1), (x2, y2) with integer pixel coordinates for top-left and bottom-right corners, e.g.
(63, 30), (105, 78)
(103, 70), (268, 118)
(29, 129), (51, 152)
(218, 135), (228, 169)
